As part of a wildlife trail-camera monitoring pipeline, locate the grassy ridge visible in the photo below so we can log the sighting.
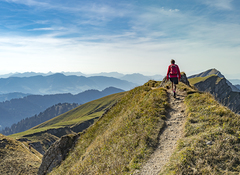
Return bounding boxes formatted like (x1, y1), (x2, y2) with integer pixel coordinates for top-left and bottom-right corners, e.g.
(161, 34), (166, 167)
(50, 82), (169, 175)
(10, 92), (124, 139)
(0, 134), (42, 175)
(188, 74), (221, 85)
(161, 84), (240, 174)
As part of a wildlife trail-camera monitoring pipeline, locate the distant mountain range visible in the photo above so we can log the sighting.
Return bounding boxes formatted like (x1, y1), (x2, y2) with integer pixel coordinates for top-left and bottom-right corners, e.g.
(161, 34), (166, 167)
(0, 73), (134, 95)
(0, 71), (163, 88)
(235, 85), (240, 90)
(0, 92), (31, 102)
(228, 79), (240, 86)
(0, 87), (124, 130)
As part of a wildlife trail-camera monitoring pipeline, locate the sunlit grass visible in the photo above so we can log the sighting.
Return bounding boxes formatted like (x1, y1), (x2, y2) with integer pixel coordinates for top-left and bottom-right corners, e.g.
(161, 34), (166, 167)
(0, 134), (42, 175)
(50, 80), (169, 175)
(9, 92), (124, 140)
(161, 86), (240, 174)
(188, 74), (221, 85)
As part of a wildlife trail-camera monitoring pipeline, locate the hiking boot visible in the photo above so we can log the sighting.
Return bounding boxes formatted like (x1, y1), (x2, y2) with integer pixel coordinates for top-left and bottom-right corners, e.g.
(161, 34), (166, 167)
(173, 91), (176, 98)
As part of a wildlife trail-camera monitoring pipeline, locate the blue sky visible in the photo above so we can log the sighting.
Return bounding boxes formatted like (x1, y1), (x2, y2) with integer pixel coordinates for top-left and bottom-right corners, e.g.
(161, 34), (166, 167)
(0, 0), (240, 78)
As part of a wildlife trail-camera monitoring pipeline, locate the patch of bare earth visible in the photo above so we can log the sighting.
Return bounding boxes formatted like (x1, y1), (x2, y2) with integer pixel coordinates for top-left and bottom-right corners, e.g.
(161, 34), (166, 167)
(134, 89), (187, 175)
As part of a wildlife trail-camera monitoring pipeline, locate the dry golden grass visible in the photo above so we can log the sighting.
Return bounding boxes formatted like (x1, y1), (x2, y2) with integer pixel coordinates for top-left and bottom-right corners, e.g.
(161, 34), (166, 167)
(160, 83), (240, 174)
(50, 80), (169, 175)
(0, 134), (42, 175)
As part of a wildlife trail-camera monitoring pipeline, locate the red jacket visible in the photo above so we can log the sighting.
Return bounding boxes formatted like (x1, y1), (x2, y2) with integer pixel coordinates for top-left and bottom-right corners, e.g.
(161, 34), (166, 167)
(167, 64), (181, 80)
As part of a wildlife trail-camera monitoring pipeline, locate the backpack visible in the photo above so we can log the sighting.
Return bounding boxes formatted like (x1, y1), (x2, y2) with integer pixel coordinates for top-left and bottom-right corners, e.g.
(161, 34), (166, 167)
(170, 64), (178, 75)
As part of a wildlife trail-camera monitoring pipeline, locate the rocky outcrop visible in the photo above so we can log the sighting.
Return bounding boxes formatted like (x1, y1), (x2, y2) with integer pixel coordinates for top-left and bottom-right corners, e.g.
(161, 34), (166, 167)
(0, 138), (8, 148)
(189, 68), (240, 92)
(31, 142), (44, 155)
(194, 75), (240, 114)
(38, 134), (80, 175)
(180, 73), (190, 86)
(160, 72), (190, 87)
(37, 102), (118, 174)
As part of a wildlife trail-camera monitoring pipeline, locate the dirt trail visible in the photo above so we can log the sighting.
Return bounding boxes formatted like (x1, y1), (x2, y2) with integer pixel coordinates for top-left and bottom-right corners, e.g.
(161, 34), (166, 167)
(134, 89), (187, 175)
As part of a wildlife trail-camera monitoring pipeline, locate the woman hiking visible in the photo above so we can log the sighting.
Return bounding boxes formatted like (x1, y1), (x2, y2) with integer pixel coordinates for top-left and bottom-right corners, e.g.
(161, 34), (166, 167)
(166, 59), (181, 98)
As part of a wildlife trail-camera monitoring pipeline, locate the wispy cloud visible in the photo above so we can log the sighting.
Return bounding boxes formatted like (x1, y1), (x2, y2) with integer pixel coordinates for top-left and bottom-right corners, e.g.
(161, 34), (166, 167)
(0, 0), (239, 76)
(201, 0), (233, 10)
(4, 0), (50, 8)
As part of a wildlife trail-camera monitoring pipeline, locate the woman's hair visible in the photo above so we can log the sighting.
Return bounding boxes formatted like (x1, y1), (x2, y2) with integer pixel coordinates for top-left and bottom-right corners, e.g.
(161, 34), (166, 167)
(171, 59), (175, 64)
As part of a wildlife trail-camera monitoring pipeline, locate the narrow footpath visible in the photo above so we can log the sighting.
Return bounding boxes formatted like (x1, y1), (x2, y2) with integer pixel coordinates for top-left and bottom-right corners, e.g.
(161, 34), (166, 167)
(134, 89), (187, 175)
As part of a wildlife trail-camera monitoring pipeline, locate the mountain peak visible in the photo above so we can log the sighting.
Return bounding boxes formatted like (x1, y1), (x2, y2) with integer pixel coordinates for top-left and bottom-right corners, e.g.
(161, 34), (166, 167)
(188, 68), (224, 79)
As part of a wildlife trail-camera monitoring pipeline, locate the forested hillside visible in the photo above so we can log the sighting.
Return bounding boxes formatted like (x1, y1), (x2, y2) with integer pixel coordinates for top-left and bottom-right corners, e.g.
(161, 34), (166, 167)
(0, 87), (124, 129)
(1, 103), (78, 135)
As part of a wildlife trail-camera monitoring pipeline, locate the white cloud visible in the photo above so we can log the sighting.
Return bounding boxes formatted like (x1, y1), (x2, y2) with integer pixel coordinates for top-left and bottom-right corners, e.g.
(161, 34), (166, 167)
(0, 1), (239, 76)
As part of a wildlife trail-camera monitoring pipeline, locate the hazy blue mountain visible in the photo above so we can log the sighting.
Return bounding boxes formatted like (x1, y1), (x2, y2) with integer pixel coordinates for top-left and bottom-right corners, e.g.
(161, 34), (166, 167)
(0, 73), (15, 78)
(0, 92), (31, 102)
(119, 73), (163, 85)
(0, 72), (165, 87)
(61, 71), (85, 77)
(10, 72), (53, 77)
(0, 73), (134, 94)
(235, 85), (240, 90)
(87, 72), (124, 78)
(149, 74), (164, 81)
(0, 87), (124, 130)
(120, 73), (152, 85)
(228, 79), (240, 85)
(1, 103), (79, 135)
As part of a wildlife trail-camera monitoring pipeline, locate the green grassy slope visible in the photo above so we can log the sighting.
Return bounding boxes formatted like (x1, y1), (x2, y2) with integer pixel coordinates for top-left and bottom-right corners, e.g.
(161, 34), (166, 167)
(161, 86), (240, 174)
(0, 134), (42, 175)
(10, 92), (125, 140)
(188, 74), (222, 85)
(6, 76), (238, 174)
(50, 81), (168, 175)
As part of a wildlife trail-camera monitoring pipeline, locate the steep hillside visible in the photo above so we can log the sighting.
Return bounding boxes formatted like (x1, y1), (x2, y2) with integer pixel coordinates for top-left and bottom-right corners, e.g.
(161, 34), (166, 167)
(42, 81), (168, 175)
(0, 87), (124, 130)
(34, 76), (240, 175)
(0, 134), (42, 175)
(10, 92), (125, 153)
(189, 74), (240, 114)
(1, 103), (79, 135)
(161, 86), (240, 174)
(189, 68), (239, 92)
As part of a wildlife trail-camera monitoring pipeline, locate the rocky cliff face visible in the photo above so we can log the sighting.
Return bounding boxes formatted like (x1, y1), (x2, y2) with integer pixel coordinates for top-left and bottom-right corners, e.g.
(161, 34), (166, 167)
(37, 103), (118, 174)
(38, 134), (80, 175)
(189, 68), (240, 92)
(194, 75), (240, 114)
(160, 72), (190, 87)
